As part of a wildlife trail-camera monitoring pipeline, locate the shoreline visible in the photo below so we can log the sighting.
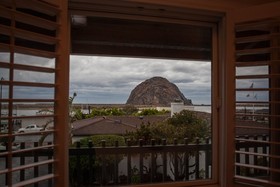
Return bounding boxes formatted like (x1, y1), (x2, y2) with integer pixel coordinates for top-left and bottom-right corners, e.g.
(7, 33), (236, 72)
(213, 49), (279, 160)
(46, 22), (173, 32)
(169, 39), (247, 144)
(1, 103), (212, 109)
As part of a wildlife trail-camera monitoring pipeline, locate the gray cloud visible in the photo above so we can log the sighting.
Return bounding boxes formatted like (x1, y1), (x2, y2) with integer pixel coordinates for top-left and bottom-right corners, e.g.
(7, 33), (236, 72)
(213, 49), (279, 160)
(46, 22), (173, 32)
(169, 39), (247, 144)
(0, 53), (212, 104)
(70, 56), (211, 104)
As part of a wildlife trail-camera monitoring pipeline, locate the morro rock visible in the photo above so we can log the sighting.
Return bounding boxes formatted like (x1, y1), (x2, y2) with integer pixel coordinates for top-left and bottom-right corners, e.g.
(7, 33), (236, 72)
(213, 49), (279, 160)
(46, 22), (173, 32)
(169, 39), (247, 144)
(126, 77), (192, 106)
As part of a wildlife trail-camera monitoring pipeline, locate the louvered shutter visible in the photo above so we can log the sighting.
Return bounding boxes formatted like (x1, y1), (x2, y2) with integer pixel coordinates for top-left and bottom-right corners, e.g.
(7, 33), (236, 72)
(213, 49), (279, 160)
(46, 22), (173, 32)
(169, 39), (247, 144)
(234, 15), (280, 187)
(0, 1), (69, 186)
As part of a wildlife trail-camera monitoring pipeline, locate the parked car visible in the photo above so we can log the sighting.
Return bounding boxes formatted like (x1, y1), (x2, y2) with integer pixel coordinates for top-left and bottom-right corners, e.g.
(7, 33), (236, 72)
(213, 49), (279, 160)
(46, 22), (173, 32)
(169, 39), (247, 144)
(17, 124), (44, 133)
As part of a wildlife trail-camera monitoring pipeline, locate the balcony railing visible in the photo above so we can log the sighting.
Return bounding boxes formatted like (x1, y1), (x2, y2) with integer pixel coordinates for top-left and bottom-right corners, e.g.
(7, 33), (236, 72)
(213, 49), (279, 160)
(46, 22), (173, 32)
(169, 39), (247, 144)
(69, 138), (211, 186)
(0, 135), (269, 186)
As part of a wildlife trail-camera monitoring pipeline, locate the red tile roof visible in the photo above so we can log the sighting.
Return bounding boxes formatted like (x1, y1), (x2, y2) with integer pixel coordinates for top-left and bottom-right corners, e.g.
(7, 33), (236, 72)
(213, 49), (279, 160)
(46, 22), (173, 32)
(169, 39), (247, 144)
(72, 115), (169, 136)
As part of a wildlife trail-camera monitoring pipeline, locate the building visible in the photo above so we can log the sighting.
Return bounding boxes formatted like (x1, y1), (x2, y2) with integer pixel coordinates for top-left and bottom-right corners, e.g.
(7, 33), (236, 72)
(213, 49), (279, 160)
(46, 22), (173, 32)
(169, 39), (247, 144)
(171, 102), (194, 116)
(0, 1), (279, 187)
(72, 115), (169, 142)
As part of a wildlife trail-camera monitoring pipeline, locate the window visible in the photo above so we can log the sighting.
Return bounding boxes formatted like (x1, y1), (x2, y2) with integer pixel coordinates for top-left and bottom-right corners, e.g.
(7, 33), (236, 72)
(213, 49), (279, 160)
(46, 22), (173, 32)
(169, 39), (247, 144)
(69, 56), (214, 185)
(69, 3), (220, 185)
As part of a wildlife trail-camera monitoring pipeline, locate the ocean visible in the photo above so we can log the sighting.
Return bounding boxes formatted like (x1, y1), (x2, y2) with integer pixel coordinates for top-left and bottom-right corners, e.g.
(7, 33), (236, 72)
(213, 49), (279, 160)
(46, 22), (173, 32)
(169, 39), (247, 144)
(2, 105), (212, 117)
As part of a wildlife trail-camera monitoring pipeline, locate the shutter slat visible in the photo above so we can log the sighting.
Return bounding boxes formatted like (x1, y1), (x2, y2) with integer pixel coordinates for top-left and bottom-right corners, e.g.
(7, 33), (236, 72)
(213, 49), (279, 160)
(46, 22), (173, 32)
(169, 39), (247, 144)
(0, 6), (59, 31)
(0, 159), (55, 175)
(235, 150), (280, 159)
(235, 138), (280, 146)
(13, 64), (55, 73)
(0, 143), (54, 157)
(236, 74), (280, 79)
(0, 0), (60, 15)
(14, 129), (55, 137)
(236, 125), (280, 132)
(236, 101), (278, 104)
(0, 98), (56, 102)
(0, 25), (59, 45)
(235, 113), (280, 118)
(0, 43), (57, 58)
(236, 60), (273, 67)
(236, 163), (280, 173)
(12, 174), (56, 187)
(12, 81), (55, 88)
(0, 114), (55, 120)
(0, 130), (54, 139)
(0, 62), (55, 73)
(236, 88), (278, 91)
(235, 19), (280, 31)
(236, 47), (277, 56)
(235, 175), (280, 187)
(235, 34), (271, 44)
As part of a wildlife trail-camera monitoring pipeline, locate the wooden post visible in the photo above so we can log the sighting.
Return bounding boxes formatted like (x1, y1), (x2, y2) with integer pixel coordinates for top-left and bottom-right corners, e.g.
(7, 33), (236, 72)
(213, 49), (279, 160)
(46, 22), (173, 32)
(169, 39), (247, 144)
(34, 142), (39, 187)
(101, 140), (106, 185)
(127, 139), (131, 184)
(195, 138), (200, 179)
(205, 137), (210, 178)
(114, 140), (119, 185)
(54, 0), (70, 187)
(184, 138), (190, 180)
(262, 135), (268, 174)
(88, 140), (94, 185)
(76, 141), (81, 185)
(253, 135), (258, 176)
(235, 136), (240, 176)
(139, 139), (144, 183)
(162, 139), (167, 182)
(20, 143), (25, 182)
(173, 138), (178, 181)
(244, 135), (250, 176)
(151, 139), (156, 182)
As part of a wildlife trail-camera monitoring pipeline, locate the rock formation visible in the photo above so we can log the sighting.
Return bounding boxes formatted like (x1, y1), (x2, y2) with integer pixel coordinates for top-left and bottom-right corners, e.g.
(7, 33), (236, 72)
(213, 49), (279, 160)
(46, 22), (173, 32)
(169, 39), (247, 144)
(126, 76), (192, 106)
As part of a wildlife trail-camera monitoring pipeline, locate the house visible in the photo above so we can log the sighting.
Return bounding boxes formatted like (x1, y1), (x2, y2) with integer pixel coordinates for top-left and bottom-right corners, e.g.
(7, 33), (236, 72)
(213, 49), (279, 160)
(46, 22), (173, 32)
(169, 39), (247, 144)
(1, 1), (279, 187)
(72, 115), (169, 142)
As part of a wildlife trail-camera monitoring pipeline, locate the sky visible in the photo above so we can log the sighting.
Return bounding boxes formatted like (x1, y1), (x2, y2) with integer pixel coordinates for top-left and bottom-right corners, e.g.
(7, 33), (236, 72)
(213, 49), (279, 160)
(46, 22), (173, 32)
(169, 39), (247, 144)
(70, 56), (212, 105)
(0, 53), (269, 105)
(0, 54), (212, 105)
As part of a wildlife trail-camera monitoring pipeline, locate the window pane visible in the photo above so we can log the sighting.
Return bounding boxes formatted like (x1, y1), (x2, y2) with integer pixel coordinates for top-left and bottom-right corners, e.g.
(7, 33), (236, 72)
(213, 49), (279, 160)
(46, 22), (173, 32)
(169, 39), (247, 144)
(69, 56), (213, 185)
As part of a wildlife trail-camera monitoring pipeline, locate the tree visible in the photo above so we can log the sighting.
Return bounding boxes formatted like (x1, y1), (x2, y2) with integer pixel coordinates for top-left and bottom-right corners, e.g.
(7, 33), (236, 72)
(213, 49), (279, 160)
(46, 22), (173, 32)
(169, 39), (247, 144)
(167, 110), (210, 143)
(124, 109), (210, 180)
(125, 110), (210, 144)
(122, 105), (139, 115)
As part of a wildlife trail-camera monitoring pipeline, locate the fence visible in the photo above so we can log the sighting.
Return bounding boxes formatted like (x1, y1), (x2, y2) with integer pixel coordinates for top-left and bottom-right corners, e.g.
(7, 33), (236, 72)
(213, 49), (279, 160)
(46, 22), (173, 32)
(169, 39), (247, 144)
(235, 135), (270, 178)
(0, 135), (269, 186)
(69, 138), (211, 186)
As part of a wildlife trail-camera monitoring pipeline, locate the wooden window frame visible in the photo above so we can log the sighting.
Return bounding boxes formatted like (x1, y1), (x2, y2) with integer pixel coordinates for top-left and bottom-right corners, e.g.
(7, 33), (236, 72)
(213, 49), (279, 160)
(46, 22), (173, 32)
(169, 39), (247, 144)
(68, 2), (225, 187)
(2, 1), (279, 187)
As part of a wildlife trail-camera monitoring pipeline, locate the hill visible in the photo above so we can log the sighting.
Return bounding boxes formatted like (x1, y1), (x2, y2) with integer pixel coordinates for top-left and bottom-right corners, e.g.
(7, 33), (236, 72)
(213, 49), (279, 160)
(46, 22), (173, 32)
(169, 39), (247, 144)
(126, 77), (192, 106)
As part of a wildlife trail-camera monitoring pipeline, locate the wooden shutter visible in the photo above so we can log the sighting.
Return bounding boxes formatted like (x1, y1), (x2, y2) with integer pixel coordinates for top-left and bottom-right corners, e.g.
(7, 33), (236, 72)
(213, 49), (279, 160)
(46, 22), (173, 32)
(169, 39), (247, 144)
(234, 14), (280, 187)
(0, 1), (69, 186)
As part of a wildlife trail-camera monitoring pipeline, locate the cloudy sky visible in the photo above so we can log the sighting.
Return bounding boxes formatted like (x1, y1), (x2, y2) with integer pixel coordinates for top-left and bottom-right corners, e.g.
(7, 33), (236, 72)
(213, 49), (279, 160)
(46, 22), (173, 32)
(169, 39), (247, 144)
(1, 53), (270, 105)
(70, 55), (211, 104)
(1, 53), (269, 105)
